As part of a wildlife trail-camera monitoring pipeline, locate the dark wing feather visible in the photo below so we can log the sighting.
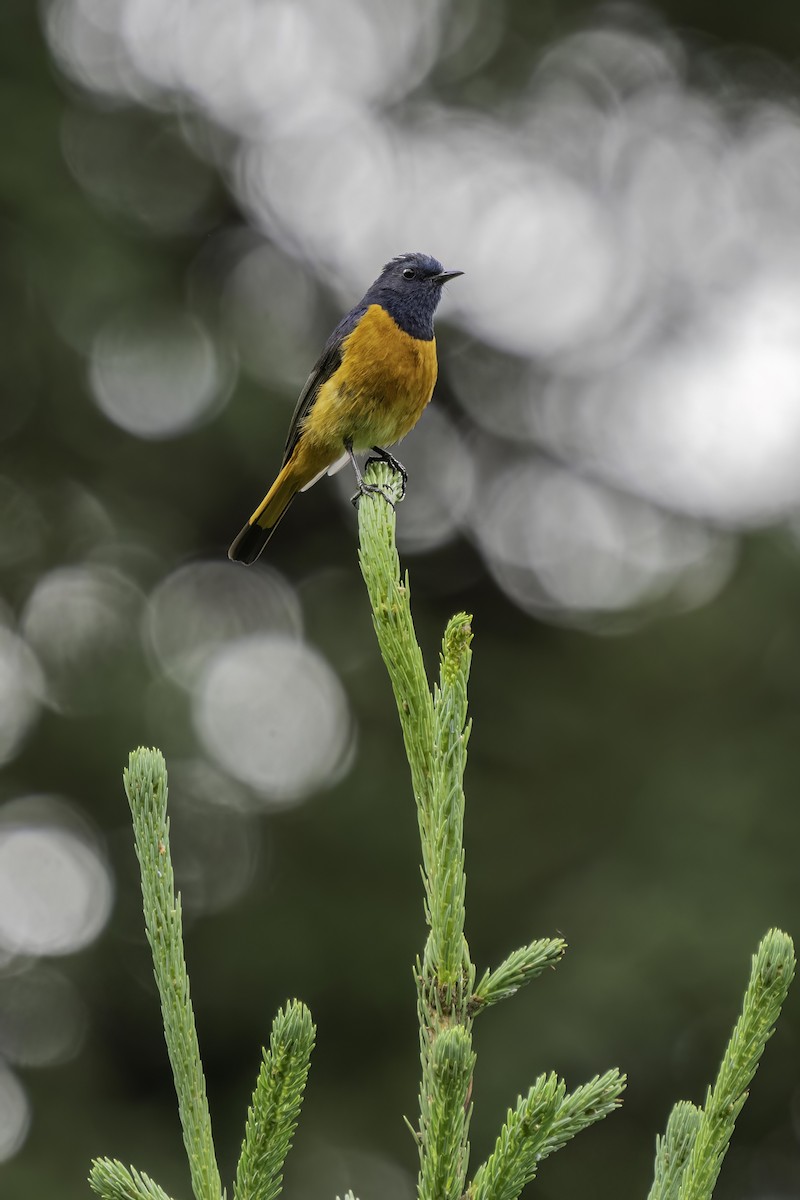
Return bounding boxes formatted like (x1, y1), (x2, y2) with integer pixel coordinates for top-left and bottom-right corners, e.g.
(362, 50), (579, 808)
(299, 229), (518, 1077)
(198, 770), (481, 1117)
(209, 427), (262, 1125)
(281, 302), (366, 465)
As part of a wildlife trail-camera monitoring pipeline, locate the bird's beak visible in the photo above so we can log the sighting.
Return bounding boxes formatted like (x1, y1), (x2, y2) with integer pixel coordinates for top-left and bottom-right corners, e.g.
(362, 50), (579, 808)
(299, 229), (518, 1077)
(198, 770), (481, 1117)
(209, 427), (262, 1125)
(435, 269), (464, 283)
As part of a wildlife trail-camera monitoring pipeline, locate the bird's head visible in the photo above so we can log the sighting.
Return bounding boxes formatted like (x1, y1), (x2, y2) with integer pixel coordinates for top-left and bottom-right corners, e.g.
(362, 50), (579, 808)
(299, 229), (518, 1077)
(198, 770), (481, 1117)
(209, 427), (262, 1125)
(365, 252), (463, 339)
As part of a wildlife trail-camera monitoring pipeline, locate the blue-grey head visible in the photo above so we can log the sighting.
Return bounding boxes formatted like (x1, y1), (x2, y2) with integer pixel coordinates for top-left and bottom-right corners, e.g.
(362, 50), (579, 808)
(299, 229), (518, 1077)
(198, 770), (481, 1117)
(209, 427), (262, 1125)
(363, 252), (463, 340)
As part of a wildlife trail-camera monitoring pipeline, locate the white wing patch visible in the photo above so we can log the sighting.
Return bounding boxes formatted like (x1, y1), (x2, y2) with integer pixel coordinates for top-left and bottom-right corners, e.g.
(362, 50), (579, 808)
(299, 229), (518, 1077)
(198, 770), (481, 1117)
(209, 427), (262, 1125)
(300, 452), (349, 492)
(327, 453), (349, 477)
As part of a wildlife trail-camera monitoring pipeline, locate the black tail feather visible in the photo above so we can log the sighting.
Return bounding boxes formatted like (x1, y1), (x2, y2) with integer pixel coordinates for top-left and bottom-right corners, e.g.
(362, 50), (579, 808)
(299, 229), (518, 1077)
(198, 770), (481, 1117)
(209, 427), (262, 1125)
(228, 466), (299, 563)
(228, 516), (283, 564)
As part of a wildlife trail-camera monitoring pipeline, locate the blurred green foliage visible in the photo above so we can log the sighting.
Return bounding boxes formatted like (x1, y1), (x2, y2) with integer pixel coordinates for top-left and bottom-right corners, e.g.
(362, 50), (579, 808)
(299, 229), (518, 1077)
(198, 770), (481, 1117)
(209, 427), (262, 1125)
(3, 1), (800, 1198)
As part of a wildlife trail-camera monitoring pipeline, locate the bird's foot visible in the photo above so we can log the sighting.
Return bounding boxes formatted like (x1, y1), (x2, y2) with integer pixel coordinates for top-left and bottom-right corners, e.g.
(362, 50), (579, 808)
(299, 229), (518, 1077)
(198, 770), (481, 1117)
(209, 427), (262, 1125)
(350, 482), (396, 510)
(367, 446), (408, 499)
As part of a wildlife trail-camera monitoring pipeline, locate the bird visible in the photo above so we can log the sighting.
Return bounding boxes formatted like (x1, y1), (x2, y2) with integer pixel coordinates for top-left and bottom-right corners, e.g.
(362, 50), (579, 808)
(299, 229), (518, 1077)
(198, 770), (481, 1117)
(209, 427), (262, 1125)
(228, 251), (463, 563)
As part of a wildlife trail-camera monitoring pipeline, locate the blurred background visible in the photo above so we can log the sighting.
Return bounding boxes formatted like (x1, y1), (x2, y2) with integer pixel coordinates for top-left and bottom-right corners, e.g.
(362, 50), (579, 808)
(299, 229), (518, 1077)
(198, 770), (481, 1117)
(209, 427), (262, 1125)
(3, 0), (800, 1195)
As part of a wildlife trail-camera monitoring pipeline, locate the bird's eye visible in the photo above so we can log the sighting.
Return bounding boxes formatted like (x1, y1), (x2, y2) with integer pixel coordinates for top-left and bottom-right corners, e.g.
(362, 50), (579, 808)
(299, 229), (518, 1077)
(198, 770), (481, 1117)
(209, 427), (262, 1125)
(402, 267), (416, 279)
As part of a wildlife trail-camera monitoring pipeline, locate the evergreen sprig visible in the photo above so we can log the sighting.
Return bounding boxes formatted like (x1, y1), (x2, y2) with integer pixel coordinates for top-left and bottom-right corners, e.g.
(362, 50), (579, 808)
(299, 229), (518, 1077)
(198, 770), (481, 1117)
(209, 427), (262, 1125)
(426, 612), (473, 987)
(93, 459), (795, 1200)
(89, 1160), (176, 1200)
(650, 928), (795, 1200)
(357, 463), (435, 822)
(90, 749), (313, 1200)
(234, 1001), (316, 1200)
(469, 1069), (626, 1200)
(121, 747), (222, 1200)
(647, 1102), (702, 1200)
(419, 1025), (476, 1200)
(357, 461), (624, 1200)
(472, 938), (567, 1012)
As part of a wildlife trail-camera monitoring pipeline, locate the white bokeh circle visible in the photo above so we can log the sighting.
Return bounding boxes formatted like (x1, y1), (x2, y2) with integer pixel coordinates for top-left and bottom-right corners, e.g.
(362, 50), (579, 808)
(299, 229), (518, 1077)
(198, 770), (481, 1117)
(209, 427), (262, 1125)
(89, 307), (233, 439)
(193, 634), (354, 804)
(0, 1063), (30, 1162)
(0, 802), (114, 957)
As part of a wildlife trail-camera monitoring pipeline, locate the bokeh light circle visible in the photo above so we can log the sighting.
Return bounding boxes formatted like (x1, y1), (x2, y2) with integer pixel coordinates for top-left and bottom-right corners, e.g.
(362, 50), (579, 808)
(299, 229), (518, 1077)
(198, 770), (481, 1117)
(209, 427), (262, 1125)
(0, 797), (114, 957)
(0, 966), (87, 1067)
(88, 307), (233, 439)
(0, 1063), (30, 1162)
(165, 759), (261, 914)
(0, 478), (46, 567)
(21, 565), (142, 713)
(474, 459), (735, 623)
(467, 175), (620, 357)
(221, 241), (320, 386)
(145, 560), (302, 688)
(0, 629), (43, 766)
(193, 634), (354, 804)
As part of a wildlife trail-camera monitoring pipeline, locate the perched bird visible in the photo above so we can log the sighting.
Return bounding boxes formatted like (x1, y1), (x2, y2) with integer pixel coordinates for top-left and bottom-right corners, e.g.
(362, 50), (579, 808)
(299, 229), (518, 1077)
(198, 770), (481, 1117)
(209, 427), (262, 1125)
(228, 251), (463, 563)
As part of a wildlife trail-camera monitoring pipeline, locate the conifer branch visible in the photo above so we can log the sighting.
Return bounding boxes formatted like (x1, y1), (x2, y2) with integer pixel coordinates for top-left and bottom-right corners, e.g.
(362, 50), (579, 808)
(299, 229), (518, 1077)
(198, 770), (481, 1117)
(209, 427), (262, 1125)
(358, 463), (477, 1200)
(673, 929), (795, 1200)
(646, 1101), (702, 1200)
(425, 614), (473, 989)
(468, 1070), (626, 1200)
(234, 1000), (316, 1200)
(418, 1026), (476, 1200)
(89, 1159), (177, 1200)
(471, 938), (567, 1013)
(123, 747), (222, 1200)
(104, 462), (793, 1200)
(357, 463), (435, 820)
(356, 461), (621, 1200)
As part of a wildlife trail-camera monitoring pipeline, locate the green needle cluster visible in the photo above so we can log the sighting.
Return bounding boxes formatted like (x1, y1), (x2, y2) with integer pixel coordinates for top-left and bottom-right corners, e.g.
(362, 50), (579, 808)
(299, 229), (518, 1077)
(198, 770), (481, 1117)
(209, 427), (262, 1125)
(90, 749), (315, 1200)
(648, 929), (795, 1200)
(90, 459), (794, 1200)
(357, 461), (624, 1200)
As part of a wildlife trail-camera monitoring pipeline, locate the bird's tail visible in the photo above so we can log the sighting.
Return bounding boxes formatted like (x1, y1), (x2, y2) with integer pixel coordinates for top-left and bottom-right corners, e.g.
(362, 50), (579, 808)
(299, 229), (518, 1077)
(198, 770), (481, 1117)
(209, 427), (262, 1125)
(228, 462), (300, 564)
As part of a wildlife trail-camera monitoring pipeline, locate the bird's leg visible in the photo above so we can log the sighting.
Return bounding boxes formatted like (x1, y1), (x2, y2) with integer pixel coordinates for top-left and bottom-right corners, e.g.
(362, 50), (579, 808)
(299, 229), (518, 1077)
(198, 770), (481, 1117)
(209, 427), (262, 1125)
(346, 439), (396, 509)
(365, 445), (408, 498)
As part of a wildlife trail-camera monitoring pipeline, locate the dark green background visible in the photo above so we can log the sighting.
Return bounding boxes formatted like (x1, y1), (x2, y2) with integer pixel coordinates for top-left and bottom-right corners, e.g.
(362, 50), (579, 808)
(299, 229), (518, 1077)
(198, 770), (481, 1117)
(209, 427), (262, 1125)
(3, 1), (800, 1197)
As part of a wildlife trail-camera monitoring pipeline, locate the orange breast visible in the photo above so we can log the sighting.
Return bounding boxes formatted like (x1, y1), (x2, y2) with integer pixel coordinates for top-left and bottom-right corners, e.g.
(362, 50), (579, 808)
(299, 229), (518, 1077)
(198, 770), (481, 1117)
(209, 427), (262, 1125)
(302, 305), (438, 453)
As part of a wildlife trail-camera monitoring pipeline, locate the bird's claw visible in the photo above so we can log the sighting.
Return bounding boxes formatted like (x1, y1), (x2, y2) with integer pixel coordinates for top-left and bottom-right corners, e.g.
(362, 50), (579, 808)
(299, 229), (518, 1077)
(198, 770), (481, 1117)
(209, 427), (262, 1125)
(350, 483), (397, 510)
(367, 448), (408, 499)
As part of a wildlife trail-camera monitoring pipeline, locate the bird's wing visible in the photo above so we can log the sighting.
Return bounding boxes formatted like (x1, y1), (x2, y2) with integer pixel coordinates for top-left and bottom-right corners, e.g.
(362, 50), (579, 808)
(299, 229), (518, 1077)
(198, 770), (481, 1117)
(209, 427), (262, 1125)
(281, 302), (366, 466)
